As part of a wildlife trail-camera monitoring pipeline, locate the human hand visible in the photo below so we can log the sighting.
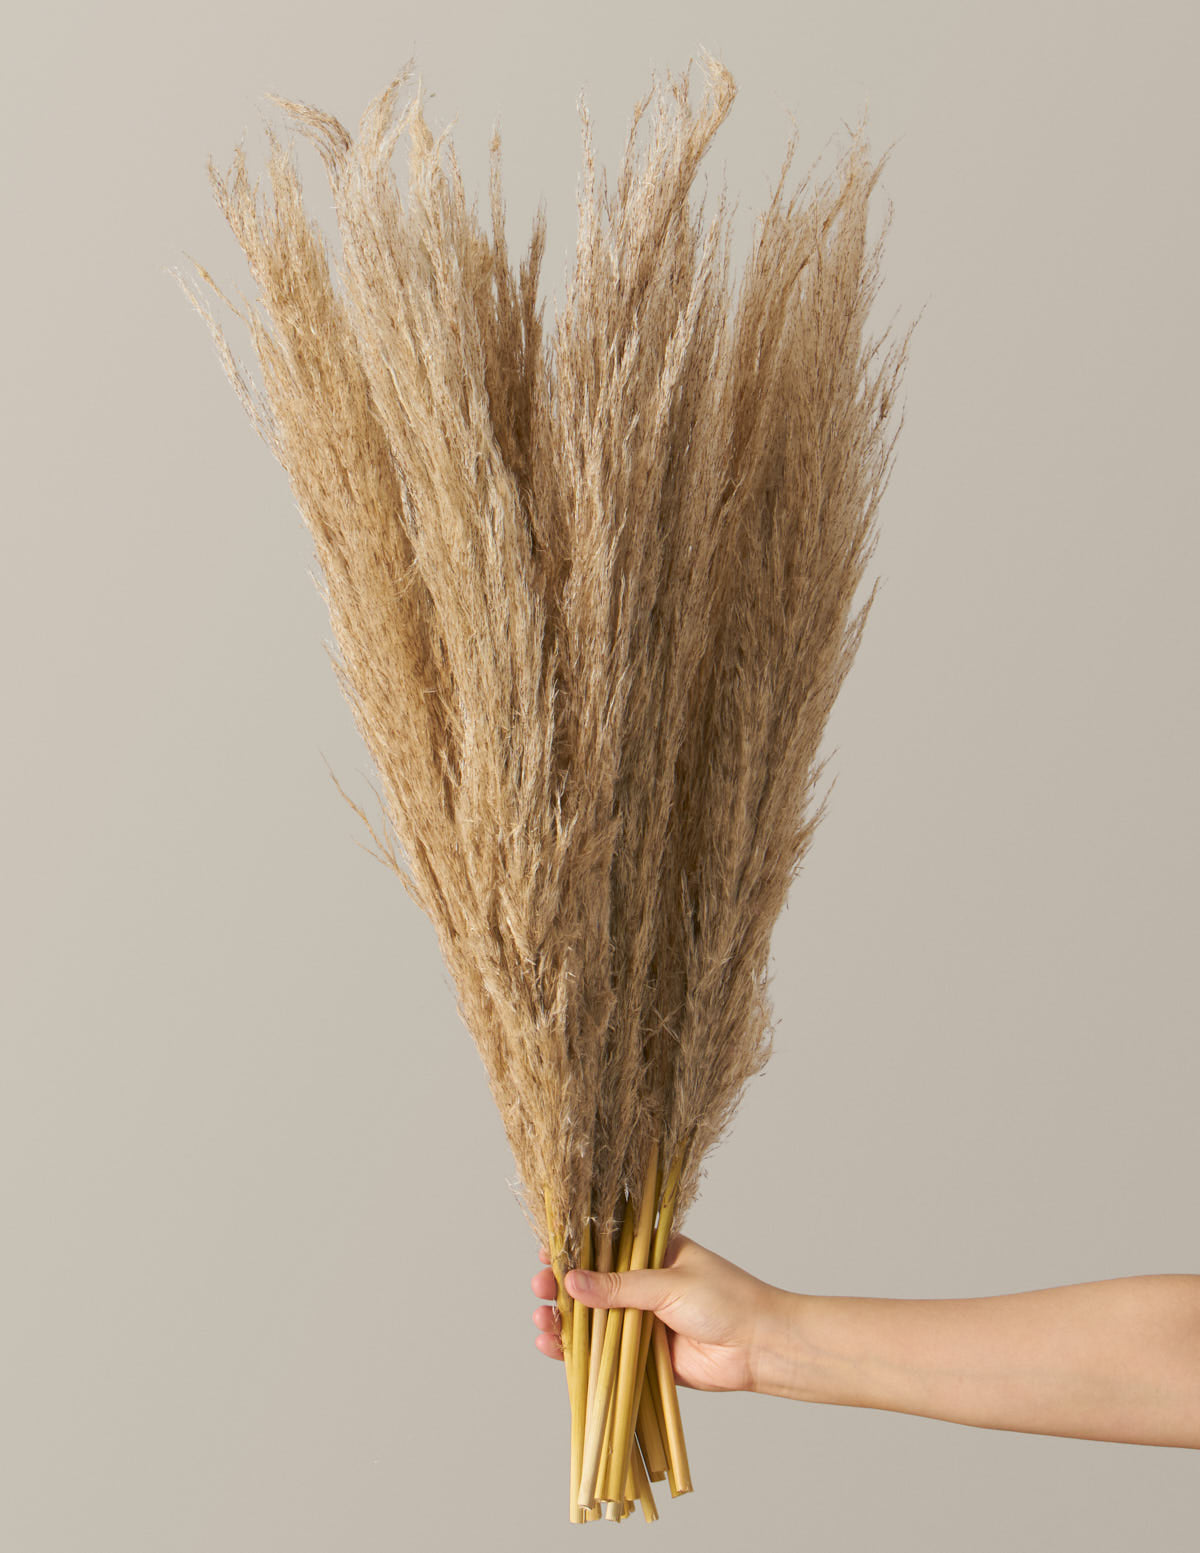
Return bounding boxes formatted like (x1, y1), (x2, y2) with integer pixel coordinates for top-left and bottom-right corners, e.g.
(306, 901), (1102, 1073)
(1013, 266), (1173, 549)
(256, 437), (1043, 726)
(537, 1239), (1200, 1447)
(530, 1234), (790, 1394)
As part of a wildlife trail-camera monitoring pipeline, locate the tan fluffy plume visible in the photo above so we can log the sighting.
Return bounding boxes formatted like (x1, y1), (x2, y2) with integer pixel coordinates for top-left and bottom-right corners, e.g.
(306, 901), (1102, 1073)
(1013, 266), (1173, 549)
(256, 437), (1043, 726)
(180, 49), (912, 1519)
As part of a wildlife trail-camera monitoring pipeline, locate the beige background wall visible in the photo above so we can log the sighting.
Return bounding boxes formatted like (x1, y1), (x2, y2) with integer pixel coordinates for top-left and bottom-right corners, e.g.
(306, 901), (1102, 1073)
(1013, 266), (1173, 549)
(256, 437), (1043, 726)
(3, 2), (1196, 1548)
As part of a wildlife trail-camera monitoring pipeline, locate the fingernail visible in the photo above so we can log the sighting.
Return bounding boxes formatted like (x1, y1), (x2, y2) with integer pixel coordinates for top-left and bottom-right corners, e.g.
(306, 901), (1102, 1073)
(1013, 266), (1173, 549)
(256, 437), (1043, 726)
(565, 1270), (592, 1296)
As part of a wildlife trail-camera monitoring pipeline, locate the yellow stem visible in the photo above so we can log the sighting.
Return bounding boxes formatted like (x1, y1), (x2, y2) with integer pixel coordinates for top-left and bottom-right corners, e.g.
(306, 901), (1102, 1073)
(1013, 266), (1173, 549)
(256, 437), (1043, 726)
(653, 1318), (692, 1495)
(646, 1357), (678, 1494)
(636, 1367), (668, 1481)
(568, 1215), (591, 1519)
(597, 1373), (616, 1508)
(603, 1140), (660, 1500)
(631, 1432), (659, 1521)
(650, 1147), (682, 1270)
(648, 1148), (694, 1496)
(584, 1207), (614, 1443)
(577, 1198), (634, 1508)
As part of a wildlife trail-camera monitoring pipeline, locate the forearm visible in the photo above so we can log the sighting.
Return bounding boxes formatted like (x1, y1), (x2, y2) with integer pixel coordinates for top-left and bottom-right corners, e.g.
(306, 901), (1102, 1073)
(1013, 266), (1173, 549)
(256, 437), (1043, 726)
(753, 1274), (1200, 1448)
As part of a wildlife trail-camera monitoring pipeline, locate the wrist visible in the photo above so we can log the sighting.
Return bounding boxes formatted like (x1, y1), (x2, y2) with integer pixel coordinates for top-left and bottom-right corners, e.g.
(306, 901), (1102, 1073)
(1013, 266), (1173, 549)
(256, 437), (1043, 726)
(748, 1286), (827, 1402)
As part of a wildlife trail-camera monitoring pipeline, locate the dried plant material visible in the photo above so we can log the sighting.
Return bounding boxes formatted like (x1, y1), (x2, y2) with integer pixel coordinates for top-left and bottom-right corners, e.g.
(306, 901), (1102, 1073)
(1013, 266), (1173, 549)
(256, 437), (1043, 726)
(180, 47), (913, 1521)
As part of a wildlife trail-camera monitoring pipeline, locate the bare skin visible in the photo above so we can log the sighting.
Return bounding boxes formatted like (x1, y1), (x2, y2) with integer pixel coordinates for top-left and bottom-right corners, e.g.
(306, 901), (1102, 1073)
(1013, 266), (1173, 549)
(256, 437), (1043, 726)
(531, 1235), (1200, 1449)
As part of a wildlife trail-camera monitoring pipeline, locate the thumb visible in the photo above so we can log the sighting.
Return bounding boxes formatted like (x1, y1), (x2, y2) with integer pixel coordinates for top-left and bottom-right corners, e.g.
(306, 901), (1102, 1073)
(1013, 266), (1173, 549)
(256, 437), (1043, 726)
(565, 1265), (677, 1313)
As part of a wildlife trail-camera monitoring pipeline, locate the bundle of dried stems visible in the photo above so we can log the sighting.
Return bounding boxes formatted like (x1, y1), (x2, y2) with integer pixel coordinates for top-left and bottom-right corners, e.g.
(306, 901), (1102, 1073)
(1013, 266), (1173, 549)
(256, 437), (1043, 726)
(180, 48), (912, 1522)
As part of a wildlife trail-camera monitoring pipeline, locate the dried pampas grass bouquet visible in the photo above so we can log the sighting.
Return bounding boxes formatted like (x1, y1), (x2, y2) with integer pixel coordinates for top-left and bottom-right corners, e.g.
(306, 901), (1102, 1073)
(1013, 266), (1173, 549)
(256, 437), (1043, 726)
(180, 48), (912, 1522)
